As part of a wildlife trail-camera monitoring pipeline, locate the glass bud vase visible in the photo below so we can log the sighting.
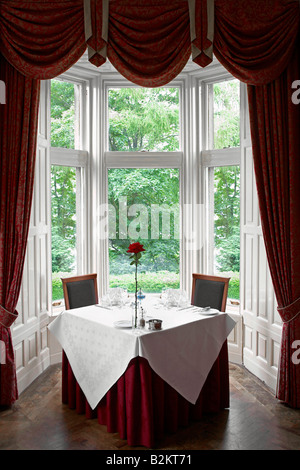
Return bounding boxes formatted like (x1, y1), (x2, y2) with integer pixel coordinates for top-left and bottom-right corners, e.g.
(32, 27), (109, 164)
(131, 301), (138, 329)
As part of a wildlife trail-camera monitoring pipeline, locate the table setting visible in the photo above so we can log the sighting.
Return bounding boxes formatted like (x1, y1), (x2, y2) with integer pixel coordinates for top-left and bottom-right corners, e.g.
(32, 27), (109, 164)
(47, 242), (236, 447)
(48, 288), (236, 406)
(96, 285), (222, 329)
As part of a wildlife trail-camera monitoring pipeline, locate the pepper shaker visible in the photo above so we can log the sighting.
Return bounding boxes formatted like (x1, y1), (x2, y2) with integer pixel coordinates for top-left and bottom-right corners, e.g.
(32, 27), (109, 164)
(139, 306), (145, 328)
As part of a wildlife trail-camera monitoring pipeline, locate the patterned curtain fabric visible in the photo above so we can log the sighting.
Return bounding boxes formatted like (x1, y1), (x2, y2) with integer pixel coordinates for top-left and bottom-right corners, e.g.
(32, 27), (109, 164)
(0, 0), (86, 79)
(0, 55), (40, 405)
(0, 1), (298, 85)
(107, 0), (191, 87)
(214, 0), (299, 85)
(247, 40), (300, 408)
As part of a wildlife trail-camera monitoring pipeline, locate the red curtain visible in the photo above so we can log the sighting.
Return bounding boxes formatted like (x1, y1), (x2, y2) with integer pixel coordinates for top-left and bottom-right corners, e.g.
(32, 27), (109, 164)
(0, 0), (86, 79)
(0, 0), (299, 408)
(0, 55), (40, 405)
(247, 41), (300, 408)
(0, 1), (299, 85)
(212, 0), (300, 408)
(107, 0), (191, 87)
(214, 0), (299, 85)
(0, 0), (86, 406)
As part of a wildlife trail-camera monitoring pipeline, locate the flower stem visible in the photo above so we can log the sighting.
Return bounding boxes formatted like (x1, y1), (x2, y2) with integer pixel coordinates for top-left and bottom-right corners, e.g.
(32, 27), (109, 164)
(135, 255), (138, 328)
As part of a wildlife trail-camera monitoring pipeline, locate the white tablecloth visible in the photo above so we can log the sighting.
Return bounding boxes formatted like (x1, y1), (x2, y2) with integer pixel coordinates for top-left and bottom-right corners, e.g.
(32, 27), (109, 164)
(48, 304), (236, 409)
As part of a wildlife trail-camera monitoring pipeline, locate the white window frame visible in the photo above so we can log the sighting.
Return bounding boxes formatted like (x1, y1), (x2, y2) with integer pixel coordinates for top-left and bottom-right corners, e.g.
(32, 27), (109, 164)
(103, 79), (184, 291)
(49, 76), (90, 306)
(200, 74), (241, 281)
(50, 148), (89, 278)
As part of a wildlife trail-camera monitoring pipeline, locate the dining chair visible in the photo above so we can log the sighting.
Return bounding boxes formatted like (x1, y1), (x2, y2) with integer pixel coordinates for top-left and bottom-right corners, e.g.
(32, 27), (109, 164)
(61, 273), (98, 310)
(191, 273), (230, 312)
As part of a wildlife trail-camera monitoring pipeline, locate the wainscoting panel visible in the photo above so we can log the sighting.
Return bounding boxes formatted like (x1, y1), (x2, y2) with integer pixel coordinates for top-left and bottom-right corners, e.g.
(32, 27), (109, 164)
(11, 81), (52, 395)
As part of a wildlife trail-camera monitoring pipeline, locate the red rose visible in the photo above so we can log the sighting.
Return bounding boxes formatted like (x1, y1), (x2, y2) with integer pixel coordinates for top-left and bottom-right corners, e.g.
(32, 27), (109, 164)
(127, 242), (145, 254)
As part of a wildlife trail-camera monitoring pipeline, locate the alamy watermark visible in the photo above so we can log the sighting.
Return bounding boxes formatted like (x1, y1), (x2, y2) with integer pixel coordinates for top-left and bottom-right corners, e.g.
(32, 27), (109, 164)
(292, 340), (300, 365)
(0, 80), (6, 104)
(0, 340), (6, 365)
(291, 80), (300, 105)
(97, 198), (204, 250)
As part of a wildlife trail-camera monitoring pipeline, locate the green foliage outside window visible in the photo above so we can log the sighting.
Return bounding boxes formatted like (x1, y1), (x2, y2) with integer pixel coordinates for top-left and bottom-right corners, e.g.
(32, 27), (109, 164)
(214, 166), (240, 274)
(108, 167), (180, 281)
(51, 165), (76, 273)
(51, 80), (78, 301)
(213, 80), (240, 149)
(51, 80), (76, 149)
(212, 80), (240, 298)
(107, 88), (181, 292)
(108, 87), (180, 151)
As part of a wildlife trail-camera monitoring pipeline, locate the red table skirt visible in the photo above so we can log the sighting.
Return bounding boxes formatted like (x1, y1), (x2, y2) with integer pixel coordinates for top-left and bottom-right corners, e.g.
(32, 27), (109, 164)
(62, 340), (229, 448)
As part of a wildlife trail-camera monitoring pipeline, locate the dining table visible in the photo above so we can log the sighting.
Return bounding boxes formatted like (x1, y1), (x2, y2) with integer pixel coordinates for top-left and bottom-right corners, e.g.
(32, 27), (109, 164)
(48, 298), (236, 448)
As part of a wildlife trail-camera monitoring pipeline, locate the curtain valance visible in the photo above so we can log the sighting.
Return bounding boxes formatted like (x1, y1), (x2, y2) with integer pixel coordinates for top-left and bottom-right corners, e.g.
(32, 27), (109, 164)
(0, 1), (86, 79)
(214, 0), (300, 85)
(0, 0), (299, 85)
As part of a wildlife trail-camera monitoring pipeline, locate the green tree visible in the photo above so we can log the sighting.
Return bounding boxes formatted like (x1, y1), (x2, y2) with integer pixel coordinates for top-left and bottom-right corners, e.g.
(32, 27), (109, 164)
(50, 79), (241, 296)
(51, 79), (75, 148)
(108, 168), (180, 277)
(213, 80), (240, 149)
(51, 165), (77, 272)
(214, 166), (240, 273)
(107, 87), (181, 286)
(108, 88), (179, 151)
(212, 80), (240, 276)
(50, 80), (77, 274)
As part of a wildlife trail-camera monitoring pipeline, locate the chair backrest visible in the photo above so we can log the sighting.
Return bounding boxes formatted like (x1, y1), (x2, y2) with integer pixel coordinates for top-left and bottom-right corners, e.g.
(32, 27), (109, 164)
(191, 274), (230, 312)
(61, 274), (98, 310)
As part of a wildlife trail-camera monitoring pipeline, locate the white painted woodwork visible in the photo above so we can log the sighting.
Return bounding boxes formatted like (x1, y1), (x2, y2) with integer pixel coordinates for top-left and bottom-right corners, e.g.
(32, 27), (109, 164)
(11, 80), (52, 394)
(240, 83), (282, 391)
(198, 70), (243, 365)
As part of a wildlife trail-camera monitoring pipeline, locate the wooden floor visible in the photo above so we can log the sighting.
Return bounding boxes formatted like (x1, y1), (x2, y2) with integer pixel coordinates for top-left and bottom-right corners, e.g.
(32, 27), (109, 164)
(0, 362), (299, 451)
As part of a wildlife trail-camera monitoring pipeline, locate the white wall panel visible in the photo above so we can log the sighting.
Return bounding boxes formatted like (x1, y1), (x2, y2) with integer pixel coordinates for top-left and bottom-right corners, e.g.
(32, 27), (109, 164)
(14, 343), (24, 373)
(11, 81), (52, 394)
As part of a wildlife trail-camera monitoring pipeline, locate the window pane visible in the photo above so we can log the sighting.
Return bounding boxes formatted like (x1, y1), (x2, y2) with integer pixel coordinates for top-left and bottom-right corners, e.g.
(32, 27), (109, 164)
(108, 168), (180, 292)
(213, 79), (240, 149)
(214, 166), (240, 300)
(108, 88), (180, 151)
(51, 165), (77, 301)
(50, 79), (80, 149)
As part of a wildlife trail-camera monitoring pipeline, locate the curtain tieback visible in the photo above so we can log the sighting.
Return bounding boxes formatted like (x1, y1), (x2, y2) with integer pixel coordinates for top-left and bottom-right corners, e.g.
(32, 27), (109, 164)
(0, 305), (18, 328)
(277, 297), (300, 323)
